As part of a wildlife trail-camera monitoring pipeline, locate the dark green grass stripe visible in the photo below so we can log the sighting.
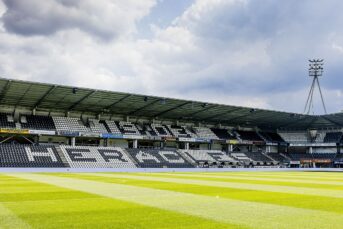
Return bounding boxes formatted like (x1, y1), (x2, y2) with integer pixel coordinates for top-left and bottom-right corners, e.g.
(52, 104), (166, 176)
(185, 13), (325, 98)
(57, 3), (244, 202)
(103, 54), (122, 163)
(86, 173), (343, 199)
(191, 172), (343, 181)
(0, 174), (242, 229)
(122, 172), (343, 190)
(9, 173), (343, 229)
(52, 173), (343, 214)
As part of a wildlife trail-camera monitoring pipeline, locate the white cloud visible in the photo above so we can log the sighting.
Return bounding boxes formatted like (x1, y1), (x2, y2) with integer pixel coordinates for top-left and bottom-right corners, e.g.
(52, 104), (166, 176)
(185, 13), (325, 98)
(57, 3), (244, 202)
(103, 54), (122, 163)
(0, 0), (343, 114)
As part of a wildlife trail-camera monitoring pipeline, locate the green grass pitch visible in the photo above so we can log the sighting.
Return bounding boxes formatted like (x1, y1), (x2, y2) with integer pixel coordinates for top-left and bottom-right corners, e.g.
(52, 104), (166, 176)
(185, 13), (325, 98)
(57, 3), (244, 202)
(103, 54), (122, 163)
(1, 171), (343, 228)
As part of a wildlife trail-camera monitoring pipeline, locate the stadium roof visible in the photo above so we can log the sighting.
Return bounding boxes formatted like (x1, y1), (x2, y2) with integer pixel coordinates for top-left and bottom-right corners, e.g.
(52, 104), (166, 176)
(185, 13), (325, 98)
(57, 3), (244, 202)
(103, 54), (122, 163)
(0, 77), (342, 130)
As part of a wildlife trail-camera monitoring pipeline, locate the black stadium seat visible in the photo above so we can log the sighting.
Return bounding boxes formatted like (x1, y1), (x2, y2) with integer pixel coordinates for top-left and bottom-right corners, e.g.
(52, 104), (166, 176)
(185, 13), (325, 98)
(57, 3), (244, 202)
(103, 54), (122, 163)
(267, 153), (289, 163)
(0, 144), (65, 167)
(0, 113), (16, 129)
(259, 132), (285, 143)
(324, 132), (343, 143)
(236, 130), (264, 141)
(20, 115), (56, 130)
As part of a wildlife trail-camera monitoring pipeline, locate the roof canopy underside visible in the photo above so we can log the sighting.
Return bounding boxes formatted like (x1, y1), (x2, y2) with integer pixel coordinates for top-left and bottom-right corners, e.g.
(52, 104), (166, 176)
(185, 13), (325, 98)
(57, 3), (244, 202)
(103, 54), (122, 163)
(0, 78), (342, 130)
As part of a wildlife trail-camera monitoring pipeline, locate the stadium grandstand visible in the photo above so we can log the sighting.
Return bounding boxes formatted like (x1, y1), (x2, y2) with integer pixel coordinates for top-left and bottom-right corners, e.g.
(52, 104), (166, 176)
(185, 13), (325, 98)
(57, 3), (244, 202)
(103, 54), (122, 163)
(0, 77), (343, 169)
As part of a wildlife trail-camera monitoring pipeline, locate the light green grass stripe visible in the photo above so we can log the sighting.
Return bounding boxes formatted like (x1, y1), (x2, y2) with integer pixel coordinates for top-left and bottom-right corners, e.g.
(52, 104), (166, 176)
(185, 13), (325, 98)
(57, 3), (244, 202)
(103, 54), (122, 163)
(89, 173), (343, 198)
(176, 171), (343, 178)
(198, 172), (343, 181)
(185, 171), (341, 177)
(191, 173), (343, 182)
(150, 172), (343, 186)
(0, 175), (237, 229)
(58, 173), (343, 214)
(8, 173), (343, 229)
(0, 203), (31, 229)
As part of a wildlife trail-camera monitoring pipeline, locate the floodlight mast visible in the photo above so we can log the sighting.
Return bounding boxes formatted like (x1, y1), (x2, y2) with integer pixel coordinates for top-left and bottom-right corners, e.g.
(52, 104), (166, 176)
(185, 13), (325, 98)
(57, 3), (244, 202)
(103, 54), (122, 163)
(303, 59), (327, 115)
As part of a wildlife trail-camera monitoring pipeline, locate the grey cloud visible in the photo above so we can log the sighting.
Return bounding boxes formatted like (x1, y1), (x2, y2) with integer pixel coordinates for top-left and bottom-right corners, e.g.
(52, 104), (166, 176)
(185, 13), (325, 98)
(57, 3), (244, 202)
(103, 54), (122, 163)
(134, 0), (343, 113)
(1, 0), (155, 40)
(172, 0), (343, 92)
(3, 0), (69, 35)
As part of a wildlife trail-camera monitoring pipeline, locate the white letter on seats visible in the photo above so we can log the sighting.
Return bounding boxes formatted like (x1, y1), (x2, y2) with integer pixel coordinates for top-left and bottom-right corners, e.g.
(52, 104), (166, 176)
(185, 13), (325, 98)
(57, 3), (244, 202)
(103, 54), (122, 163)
(159, 151), (185, 163)
(136, 151), (160, 163)
(25, 147), (58, 162)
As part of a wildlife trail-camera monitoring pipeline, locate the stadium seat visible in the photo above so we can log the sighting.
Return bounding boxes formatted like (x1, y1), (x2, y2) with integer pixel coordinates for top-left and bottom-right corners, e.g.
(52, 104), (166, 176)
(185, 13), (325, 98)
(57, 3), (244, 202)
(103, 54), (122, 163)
(235, 130), (264, 142)
(0, 144), (65, 167)
(243, 152), (274, 165)
(324, 132), (343, 143)
(103, 120), (122, 135)
(230, 152), (254, 165)
(59, 145), (137, 168)
(192, 127), (219, 140)
(88, 119), (108, 134)
(211, 128), (236, 140)
(0, 113), (16, 129)
(278, 132), (309, 143)
(150, 124), (173, 137)
(20, 115), (56, 130)
(259, 132), (285, 143)
(180, 150), (237, 167)
(166, 125), (193, 138)
(52, 117), (89, 133)
(267, 153), (290, 163)
(126, 149), (194, 168)
(118, 121), (141, 136)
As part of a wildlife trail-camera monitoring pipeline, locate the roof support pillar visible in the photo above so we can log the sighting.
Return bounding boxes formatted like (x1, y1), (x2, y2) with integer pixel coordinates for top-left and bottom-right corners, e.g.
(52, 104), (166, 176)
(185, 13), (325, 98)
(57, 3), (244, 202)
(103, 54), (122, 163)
(13, 109), (19, 123)
(133, 139), (138, 149)
(185, 142), (189, 150)
(71, 137), (76, 147)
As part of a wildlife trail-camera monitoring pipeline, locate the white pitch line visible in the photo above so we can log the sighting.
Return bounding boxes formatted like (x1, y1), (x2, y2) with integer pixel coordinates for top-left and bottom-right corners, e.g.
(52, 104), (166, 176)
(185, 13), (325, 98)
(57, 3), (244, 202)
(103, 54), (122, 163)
(8, 173), (343, 229)
(85, 173), (343, 199)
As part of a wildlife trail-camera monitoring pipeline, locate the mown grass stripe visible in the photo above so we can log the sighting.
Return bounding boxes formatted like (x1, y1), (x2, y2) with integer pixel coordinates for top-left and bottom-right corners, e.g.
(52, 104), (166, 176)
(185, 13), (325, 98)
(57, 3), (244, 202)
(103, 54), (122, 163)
(183, 171), (343, 177)
(0, 175), (235, 229)
(196, 172), (343, 181)
(144, 172), (343, 186)
(0, 203), (31, 229)
(53, 172), (343, 214)
(8, 173), (343, 229)
(86, 173), (343, 199)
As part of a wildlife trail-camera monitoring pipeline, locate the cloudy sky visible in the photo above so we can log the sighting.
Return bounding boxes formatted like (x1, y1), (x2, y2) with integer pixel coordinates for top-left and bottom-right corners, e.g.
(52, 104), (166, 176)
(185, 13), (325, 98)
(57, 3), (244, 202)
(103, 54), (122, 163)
(0, 0), (343, 114)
